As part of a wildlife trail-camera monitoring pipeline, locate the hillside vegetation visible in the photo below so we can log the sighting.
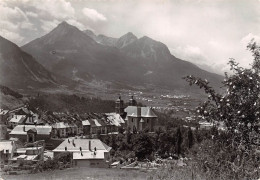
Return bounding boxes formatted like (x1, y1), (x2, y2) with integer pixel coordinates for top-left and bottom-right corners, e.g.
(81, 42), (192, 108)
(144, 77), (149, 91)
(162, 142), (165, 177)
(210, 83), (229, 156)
(28, 93), (115, 113)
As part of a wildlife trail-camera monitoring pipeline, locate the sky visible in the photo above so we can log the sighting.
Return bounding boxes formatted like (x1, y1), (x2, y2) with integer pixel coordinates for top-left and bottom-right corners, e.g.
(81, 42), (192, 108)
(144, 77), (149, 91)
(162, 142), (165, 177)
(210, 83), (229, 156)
(0, 0), (260, 74)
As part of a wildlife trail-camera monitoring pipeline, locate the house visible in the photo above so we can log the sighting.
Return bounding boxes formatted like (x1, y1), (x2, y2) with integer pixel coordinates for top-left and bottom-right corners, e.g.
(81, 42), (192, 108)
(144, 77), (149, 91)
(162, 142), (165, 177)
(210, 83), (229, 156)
(0, 109), (9, 124)
(9, 125), (52, 143)
(82, 120), (91, 135)
(23, 113), (40, 125)
(52, 122), (68, 138)
(0, 140), (16, 165)
(8, 115), (26, 128)
(52, 122), (80, 138)
(82, 113), (125, 136)
(8, 106), (41, 127)
(105, 113), (125, 134)
(53, 138), (111, 168)
(124, 106), (158, 132)
(0, 110), (8, 140)
(10, 140), (45, 165)
(11, 146), (44, 165)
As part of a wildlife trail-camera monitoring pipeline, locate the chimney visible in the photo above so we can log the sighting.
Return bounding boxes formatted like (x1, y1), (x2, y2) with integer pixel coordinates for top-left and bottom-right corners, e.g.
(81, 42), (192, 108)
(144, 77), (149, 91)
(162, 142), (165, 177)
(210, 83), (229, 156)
(137, 106), (141, 117)
(89, 140), (91, 151)
(80, 147), (82, 151)
(65, 146), (67, 151)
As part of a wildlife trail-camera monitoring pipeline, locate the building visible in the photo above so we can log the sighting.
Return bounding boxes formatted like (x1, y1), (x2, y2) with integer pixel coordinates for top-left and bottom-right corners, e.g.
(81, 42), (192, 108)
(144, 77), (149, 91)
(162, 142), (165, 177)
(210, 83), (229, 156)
(82, 113), (125, 136)
(114, 96), (158, 133)
(52, 122), (80, 138)
(9, 125), (52, 143)
(115, 96), (125, 116)
(53, 138), (111, 168)
(10, 140), (45, 165)
(0, 110), (8, 140)
(128, 95), (137, 106)
(105, 113), (125, 133)
(52, 122), (68, 138)
(8, 115), (26, 129)
(0, 109), (9, 124)
(124, 106), (158, 132)
(0, 140), (16, 165)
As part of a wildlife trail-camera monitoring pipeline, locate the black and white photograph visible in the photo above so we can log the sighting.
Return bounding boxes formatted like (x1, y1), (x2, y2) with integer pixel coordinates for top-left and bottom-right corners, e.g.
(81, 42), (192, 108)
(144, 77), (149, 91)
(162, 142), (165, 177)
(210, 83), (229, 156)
(0, 0), (259, 179)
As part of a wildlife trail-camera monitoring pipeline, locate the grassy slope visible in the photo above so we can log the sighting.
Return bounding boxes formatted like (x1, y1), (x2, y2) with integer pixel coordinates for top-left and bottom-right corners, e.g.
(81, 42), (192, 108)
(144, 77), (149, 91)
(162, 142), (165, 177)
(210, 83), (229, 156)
(2, 167), (148, 180)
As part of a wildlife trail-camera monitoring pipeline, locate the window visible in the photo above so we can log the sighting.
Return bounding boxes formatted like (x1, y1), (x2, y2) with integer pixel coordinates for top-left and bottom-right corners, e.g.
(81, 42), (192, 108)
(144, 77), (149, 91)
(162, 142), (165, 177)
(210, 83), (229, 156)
(147, 119), (149, 123)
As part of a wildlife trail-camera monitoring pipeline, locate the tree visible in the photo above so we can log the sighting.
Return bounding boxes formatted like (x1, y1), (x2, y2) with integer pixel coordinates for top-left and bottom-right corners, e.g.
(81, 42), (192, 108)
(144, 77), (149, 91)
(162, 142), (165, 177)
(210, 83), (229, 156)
(187, 127), (193, 148)
(133, 132), (154, 160)
(183, 40), (260, 178)
(184, 40), (260, 149)
(175, 127), (182, 155)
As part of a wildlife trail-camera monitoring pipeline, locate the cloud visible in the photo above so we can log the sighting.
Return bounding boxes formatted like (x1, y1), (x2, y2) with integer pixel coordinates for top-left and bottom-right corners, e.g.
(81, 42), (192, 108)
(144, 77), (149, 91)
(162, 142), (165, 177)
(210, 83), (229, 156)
(0, 2), (29, 44)
(170, 45), (208, 64)
(32, 0), (75, 19)
(241, 33), (260, 46)
(40, 20), (60, 32)
(0, 29), (24, 43)
(25, 11), (38, 18)
(67, 19), (86, 30)
(82, 8), (107, 22)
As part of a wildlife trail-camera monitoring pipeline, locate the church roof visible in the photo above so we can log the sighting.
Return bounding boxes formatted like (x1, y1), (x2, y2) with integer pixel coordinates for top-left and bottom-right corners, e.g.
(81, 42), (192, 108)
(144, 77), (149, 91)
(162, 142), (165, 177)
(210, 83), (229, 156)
(124, 106), (157, 118)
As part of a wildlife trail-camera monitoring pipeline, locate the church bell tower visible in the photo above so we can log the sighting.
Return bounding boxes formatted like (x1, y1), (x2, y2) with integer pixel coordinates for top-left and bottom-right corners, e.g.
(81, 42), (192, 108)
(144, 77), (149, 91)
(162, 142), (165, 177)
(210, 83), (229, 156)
(115, 96), (124, 116)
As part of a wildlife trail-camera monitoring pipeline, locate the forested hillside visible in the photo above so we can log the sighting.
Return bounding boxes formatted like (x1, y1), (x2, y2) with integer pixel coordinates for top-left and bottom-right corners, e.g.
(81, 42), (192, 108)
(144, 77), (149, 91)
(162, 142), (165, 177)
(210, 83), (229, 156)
(28, 93), (115, 113)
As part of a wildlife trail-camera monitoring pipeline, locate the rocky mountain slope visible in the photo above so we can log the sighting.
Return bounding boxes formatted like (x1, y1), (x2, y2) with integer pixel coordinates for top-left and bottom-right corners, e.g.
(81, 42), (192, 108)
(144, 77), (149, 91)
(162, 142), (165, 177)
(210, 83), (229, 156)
(0, 36), (58, 89)
(22, 21), (223, 93)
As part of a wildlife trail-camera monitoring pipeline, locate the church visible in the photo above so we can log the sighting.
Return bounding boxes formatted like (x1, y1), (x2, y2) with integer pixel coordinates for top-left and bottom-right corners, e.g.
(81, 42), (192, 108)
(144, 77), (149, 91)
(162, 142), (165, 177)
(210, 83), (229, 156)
(115, 96), (158, 132)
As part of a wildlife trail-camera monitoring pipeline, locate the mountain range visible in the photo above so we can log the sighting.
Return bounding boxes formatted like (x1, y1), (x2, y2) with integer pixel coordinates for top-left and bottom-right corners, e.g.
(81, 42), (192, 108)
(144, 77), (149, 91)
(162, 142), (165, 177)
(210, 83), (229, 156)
(0, 36), (57, 89)
(1, 21), (223, 97)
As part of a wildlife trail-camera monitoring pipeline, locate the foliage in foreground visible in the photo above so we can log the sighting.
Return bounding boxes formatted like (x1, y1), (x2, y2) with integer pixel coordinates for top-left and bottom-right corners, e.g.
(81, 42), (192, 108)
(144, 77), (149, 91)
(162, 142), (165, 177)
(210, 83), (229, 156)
(182, 40), (260, 179)
(32, 152), (72, 173)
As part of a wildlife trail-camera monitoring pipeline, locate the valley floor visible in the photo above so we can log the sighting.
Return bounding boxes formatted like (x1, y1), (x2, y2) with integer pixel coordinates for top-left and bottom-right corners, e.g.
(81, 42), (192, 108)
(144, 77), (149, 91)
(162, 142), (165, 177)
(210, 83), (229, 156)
(1, 167), (149, 180)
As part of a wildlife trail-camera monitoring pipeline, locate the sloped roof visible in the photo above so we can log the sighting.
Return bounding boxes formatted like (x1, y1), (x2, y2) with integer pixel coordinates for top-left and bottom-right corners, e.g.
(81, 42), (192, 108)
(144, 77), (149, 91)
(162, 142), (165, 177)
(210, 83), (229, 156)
(0, 110), (9, 115)
(27, 128), (37, 133)
(145, 107), (157, 117)
(73, 151), (105, 160)
(9, 115), (26, 123)
(0, 141), (14, 153)
(82, 120), (90, 126)
(93, 119), (102, 127)
(52, 122), (67, 129)
(53, 138), (111, 152)
(124, 106), (157, 118)
(106, 113), (125, 126)
(10, 125), (52, 135)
